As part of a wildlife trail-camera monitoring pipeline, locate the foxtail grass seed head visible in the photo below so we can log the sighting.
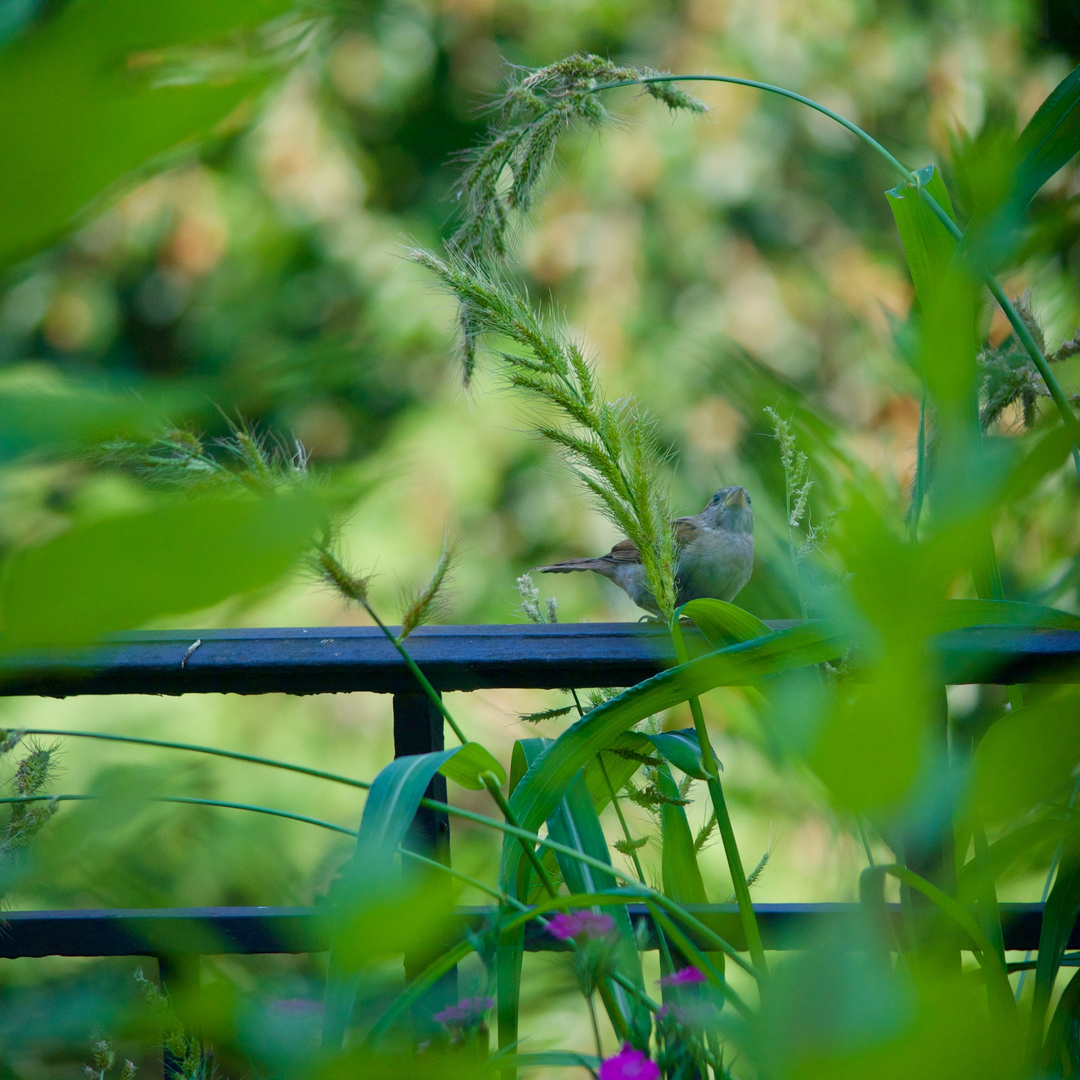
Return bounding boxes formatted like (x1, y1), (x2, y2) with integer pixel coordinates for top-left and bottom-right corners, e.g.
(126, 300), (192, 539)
(449, 54), (704, 266)
(99, 419), (309, 492)
(313, 544), (373, 608)
(416, 249), (678, 618)
(399, 540), (458, 639)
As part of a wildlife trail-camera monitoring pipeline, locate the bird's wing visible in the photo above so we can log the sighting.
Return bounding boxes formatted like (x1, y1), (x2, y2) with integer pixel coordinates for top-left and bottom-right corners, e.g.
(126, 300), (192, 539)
(604, 538), (643, 563)
(673, 516), (704, 548)
(603, 523), (700, 563)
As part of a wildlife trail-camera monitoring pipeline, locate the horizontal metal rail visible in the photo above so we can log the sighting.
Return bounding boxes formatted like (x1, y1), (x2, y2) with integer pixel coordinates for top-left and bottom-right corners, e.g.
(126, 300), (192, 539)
(1, 623), (1079, 697)
(0, 903), (1070, 957)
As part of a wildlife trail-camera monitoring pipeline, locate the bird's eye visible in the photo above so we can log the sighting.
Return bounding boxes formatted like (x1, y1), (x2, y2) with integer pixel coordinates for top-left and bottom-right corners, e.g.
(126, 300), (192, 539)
(745, 494), (752, 506)
(711, 493), (721, 504)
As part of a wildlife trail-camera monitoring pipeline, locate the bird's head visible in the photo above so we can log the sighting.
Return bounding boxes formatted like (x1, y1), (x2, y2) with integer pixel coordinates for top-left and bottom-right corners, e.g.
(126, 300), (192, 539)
(699, 485), (753, 534)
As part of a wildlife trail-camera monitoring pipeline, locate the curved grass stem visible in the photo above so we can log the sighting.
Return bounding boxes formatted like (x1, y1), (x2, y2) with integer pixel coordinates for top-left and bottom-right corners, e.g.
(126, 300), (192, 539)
(21, 728), (371, 789)
(0, 793), (358, 836)
(585, 72), (1080, 480)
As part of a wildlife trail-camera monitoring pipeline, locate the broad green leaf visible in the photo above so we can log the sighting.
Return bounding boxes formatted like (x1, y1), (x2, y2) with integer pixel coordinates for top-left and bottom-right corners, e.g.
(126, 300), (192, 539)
(654, 760), (709, 909)
(887, 165), (980, 426)
(956, 817), (1060, 901)
(642, 728), (714, 781)
(653, 759), (723, 990)
(496, 925), (524, 1080)
(509, 738), (563, 900)
(0, 0), (295, 265)
(1014, 63), (1080, 210)
(502, 623), (840, 892)
(937, 598), (1080, 633)
(0, 379), (195, 461)
(1032, 829), (1080, 1054)
(752, 937), (1023, 1080)
(678, 597), (772, 645)
(439, 742), (506, 790)
(1042, 965), (1080, 1074)
(545, 771), (645, 1021)
(0, 489), (325, 650)
(973, 691), (1080, 824)
(325, 747), (464, 1049)
(886, 165), (959, 310)
(507, 738), (643, 1028)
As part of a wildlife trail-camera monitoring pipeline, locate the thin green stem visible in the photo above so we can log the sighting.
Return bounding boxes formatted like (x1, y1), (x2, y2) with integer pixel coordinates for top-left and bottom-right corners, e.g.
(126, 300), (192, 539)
(670, 619), (766, 972)
(597, 752), (678, 978)
(596, 978), (629, 1042)
(909, 385), (928, 539)
(585, 993), (605, 1058)
(593, 74), (913, 181)
(399, 847), (509, 903)
(21, 728), (370, 789)
(867, 863), (1016, 1022)
(482, 771), (559, 899)
(858, 819), (877, 868)
(361, 602), (469, 745)
(588, 72), (1080, 478)
(0, 793), (357, 836)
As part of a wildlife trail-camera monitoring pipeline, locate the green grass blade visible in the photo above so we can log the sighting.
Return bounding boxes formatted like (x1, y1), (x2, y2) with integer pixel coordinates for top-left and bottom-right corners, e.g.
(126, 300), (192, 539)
(886, 164), (960, 308)
(503, 623), (840, 889)
(1030, 830), (1080, 1062)
(547, 770), (645, 1027)
(324, 745), (497, 1049)
(1041, 965), (1080, 1073)
(678, 597), (773, 644)
(937, 599), (1080, 632)
(1014, 63), (1080, 209)
(0, 490), (326, 650)
(497, 923), (525, 1080)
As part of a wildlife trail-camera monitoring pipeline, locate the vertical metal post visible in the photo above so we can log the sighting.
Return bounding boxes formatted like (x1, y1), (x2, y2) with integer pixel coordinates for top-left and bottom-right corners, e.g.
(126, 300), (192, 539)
(392, 692), (457, 1041)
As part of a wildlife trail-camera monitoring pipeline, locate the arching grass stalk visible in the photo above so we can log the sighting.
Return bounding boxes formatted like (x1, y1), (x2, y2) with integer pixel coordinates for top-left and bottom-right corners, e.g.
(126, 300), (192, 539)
(594, 70), (1080, 480)
(670, 619), (766, 974)
(455, 56), (1079, 480)
(19, 729), (372, 790)
(0, 793), (358, 836)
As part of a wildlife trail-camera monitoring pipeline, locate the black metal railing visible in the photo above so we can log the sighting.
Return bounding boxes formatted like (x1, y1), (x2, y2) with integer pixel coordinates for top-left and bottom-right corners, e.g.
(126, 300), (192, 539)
(2, 621), (1079, 1063)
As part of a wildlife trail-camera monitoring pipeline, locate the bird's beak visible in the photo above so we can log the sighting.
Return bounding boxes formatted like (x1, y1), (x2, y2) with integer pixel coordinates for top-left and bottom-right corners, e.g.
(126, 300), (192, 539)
(723, 487), (749, 508)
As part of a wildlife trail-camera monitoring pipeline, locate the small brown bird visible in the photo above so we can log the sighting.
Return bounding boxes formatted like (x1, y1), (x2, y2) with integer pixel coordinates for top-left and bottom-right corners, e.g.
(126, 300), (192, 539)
(537, 486), (754, 616)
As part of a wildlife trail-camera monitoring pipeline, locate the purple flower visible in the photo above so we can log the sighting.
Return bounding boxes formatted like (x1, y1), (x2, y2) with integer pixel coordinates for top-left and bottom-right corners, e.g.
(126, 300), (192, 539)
(659, 965), (707, 986)
(598, 1043), (660, 1080)
(545, 910), (616, 941)
(432, 995), (494, 1027)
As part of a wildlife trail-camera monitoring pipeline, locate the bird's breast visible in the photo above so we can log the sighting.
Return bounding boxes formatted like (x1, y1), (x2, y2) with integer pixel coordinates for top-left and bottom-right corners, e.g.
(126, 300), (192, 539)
(675, 529), (753, 603)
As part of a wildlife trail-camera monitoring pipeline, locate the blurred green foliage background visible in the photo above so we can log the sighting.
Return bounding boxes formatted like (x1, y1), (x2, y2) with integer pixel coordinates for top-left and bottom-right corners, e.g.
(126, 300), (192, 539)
(0, 0), (1078, 1073)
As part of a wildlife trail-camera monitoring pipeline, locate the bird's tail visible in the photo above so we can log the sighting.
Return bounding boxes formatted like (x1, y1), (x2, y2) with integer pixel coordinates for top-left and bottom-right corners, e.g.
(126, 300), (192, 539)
(535, 558), (608, 574)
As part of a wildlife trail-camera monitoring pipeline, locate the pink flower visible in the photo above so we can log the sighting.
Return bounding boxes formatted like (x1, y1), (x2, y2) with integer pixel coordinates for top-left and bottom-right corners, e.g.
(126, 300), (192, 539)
(432, 995), (494, 1026)
(545, 910), (616, 941)
(598, 1043), (660, 1080)
(659, 965), (706, 986)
